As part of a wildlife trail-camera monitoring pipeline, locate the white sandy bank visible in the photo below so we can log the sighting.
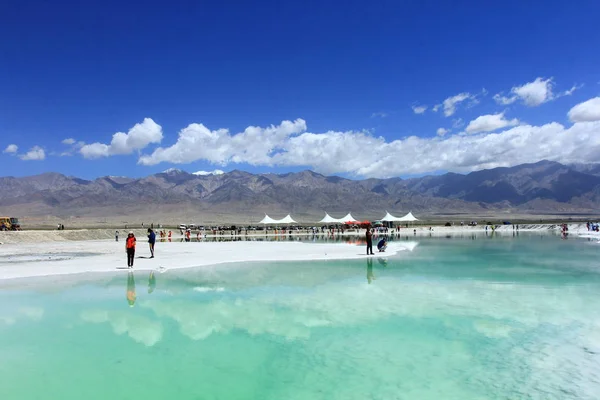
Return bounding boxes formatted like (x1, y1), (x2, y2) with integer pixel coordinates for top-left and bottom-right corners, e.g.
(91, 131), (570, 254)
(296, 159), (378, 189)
(0, 239), (416, 281)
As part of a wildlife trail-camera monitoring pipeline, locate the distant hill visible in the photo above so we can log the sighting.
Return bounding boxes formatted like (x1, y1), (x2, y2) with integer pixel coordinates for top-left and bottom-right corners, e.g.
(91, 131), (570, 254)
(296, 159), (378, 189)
(1, 161), (600, 224)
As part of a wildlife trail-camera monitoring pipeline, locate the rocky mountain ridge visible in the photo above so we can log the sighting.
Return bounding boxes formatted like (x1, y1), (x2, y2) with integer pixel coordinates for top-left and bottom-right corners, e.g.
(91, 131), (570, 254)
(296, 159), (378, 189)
(1, 160), (600, 222)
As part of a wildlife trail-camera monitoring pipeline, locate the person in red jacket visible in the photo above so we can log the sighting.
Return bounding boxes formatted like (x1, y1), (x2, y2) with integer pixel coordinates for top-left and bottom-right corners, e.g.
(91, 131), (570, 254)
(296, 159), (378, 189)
(126, 231), (136, 268)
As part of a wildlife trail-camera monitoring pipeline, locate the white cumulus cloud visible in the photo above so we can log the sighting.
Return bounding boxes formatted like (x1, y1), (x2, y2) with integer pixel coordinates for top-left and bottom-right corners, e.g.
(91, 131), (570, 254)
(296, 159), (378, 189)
(465, 112), (520, 134)
(568, 97), (600, 122)
(60, 138), (85, 156)
(493, 93), (518, 105)
(135, 116), (600, 178)
(493, 77), (566, 107)
(411, 105), (427, 114)
(138, 119), (307, 166)
(193, 169), (225, 176)
(19, 146), (46, 161)
(436, 128), (449, 136)
(80, 118), (163, 159)
(3, 144), (18, 154)
(441, 92), (475, 116)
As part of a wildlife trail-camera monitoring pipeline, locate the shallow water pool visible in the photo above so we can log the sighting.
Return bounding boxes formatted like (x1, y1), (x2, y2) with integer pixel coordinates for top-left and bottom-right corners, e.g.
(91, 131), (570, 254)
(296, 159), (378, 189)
(1, 235), (599, 399)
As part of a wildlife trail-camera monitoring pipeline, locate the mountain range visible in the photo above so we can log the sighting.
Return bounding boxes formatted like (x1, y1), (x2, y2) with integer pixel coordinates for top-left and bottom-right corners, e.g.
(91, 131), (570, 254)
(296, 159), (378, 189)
(1, 160), (600, 224)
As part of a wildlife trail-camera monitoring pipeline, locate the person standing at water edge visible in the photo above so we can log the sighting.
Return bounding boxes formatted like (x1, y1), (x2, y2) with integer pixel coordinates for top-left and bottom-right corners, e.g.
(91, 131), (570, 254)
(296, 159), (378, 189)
(147, 228), (156, 258)
(126, 232), (136, 268)
(366, 227), (374, 255)
(115, 230), (119, 242)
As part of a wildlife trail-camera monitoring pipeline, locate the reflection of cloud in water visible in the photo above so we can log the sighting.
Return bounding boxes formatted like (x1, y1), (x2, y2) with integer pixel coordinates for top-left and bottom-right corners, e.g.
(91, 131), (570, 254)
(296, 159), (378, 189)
(0, 316), (16, 325)
(144, 278), (600, 342)
(193, 287), (225, 292)
(140, 278), (600, 398)
(19, 307), (44, 321)
(81, 310), (163, 347)
(0, 306), (44, 326)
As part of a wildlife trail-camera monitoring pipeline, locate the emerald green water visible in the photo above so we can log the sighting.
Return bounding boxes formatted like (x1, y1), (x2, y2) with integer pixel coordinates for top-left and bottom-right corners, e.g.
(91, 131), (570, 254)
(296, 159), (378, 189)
(1, 235), (600, 399)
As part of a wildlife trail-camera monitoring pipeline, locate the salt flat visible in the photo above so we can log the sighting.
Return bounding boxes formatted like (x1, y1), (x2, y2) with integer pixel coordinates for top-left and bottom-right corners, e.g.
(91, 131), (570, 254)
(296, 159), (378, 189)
(0, 239), (416, 280)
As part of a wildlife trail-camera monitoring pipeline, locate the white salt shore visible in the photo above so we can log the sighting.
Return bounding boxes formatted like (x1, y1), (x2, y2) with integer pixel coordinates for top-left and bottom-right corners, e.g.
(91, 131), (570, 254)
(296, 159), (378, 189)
(0, 222), (582, 245)
(0, 222), (596, 281)
(0, 239), (417, 281)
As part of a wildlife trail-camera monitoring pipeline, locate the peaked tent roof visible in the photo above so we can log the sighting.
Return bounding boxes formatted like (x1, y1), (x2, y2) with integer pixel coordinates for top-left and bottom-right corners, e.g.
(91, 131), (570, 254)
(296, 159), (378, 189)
(259, 215), (278, 224)
(318, 213), (339, 223)
(342, 213), (358, 223)
(278, 214), (297, 224)
(259, 214), (297, 224)
(398, 212), (419, 222)
(381, 211), (402, 222)
(318, 212), (356, 224)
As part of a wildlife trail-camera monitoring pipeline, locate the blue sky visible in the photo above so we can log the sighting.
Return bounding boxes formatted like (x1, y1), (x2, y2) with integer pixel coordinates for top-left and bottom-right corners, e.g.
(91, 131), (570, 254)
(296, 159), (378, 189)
(2, 0), (600, 179)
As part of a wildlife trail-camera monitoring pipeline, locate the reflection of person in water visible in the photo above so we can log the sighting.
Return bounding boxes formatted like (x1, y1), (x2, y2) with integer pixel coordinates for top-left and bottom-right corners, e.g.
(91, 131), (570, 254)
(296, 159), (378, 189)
(127, 272), (136, 307)
(148, 271), (156, 294)
(377, 258), (388, 268)
(367, 257), (375, 284)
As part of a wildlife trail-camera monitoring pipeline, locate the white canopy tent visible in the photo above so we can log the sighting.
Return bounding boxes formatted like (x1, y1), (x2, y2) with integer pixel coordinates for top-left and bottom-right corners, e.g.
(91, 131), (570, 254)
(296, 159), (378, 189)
(259, 215), (278, 224)
(341, 213), (359, 223)
(278, 214), (297, 224)
(258, 214), (297, 224)
(318, 212), (359, 224)
(398, 212), (419, 222)
(318, 213), (340, 224)
(380, 211), (403, 222)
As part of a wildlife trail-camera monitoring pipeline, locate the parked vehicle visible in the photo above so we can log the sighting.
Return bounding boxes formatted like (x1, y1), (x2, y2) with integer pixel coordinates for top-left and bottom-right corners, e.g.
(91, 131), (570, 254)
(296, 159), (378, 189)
(0, 217), (20, 231)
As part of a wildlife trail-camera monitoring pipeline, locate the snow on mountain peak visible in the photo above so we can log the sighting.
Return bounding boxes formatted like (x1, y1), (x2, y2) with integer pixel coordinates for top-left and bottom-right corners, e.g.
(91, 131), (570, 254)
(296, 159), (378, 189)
(162, 168), (185, 174)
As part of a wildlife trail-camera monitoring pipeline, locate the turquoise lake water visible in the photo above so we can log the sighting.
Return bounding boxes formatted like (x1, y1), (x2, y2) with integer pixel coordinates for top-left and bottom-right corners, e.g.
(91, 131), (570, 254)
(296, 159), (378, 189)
(1, 234), (600, 399)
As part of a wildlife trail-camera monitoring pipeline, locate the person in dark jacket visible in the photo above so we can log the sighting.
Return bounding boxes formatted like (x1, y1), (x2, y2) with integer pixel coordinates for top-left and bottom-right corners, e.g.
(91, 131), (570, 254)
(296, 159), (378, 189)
(126, 232), (136, 268)
(377, 238), (387, 252)
(147, 228), (156, 258)
(366, 227), (374, 255)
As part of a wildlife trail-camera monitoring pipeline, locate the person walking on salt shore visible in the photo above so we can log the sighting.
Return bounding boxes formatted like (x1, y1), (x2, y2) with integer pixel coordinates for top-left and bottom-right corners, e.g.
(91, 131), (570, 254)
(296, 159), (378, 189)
(147, 228), (156, 258)
(366, 227), (374, 255)
(126, 231), (136, 268)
